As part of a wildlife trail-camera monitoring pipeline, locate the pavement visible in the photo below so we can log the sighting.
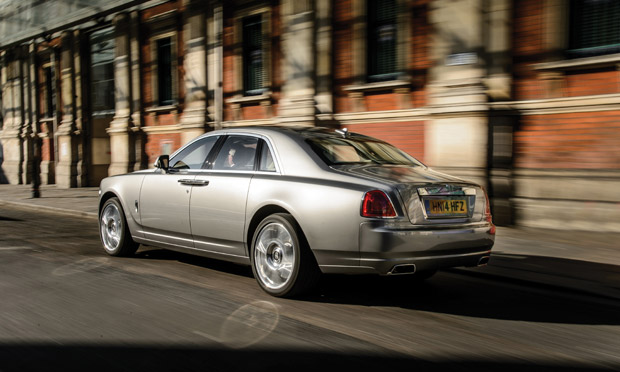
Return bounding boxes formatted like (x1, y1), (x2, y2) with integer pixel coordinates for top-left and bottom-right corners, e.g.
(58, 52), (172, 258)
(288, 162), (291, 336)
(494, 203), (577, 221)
(1, 183), (619, 302)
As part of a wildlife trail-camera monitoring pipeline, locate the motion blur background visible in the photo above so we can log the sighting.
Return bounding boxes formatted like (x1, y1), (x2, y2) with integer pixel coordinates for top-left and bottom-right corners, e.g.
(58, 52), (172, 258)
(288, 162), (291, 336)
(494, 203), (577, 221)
(0, 0), (618, 232)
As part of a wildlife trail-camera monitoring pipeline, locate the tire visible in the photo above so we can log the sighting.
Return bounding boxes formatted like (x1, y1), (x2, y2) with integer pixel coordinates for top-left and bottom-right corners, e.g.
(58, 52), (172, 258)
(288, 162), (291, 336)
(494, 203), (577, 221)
(99, 197), (139, 257)
(251, 213), (320, 297)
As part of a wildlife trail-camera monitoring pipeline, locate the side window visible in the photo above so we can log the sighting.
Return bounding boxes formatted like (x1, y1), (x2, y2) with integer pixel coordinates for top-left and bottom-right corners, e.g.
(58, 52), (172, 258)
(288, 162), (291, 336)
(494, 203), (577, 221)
(212, 136), (258, 171)
(259, 140), (276, 172)
(170, 136), (218, 170)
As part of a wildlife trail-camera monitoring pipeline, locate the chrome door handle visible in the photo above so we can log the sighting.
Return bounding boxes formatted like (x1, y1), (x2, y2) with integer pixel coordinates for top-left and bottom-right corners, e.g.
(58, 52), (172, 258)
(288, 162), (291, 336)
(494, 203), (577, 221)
(178, 179), (195, 186)
(177, 179), (209, 186)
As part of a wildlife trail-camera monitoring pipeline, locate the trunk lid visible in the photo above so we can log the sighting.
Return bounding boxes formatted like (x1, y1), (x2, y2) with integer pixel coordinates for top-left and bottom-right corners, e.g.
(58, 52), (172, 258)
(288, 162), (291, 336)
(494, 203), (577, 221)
(332, 164), (486, 224)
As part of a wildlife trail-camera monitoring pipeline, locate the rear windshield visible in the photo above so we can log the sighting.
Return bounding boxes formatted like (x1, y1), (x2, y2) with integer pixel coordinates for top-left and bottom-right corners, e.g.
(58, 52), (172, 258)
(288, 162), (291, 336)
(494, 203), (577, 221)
(307, 135), (424, 166)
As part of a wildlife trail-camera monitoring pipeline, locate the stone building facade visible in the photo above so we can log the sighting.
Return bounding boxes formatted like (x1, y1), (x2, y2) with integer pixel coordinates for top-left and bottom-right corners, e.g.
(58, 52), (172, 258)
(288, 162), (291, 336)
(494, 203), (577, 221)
(1, 0), (619, 231)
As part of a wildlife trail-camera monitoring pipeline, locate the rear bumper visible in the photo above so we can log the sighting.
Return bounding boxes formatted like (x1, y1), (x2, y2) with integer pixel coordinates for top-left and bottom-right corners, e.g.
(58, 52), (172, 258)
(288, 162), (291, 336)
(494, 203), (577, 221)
(319, 220), (495, 275)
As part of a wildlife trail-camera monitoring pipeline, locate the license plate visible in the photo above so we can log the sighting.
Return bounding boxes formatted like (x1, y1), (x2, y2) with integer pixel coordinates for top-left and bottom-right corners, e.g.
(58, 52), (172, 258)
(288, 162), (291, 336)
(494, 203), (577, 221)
(428, 199), (468, 216)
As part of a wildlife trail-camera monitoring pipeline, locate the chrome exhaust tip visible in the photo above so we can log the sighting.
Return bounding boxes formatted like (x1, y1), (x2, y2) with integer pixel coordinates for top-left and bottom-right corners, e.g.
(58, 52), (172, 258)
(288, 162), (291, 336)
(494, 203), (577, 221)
(477, 256), (490, 266)
(389, 264), (417, 275)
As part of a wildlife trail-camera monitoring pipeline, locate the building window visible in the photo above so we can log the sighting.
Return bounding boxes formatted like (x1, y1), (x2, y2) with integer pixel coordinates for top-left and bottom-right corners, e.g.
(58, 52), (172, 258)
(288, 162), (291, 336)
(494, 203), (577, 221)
(568, 0), (620, 58)
(90, 27), (115, 115)
(367, 0), (397, 82)
(157, 37), (173, 105)
(243, 15), (265, 95)
(42, 64), (56, 118)
(151, 32), (177, 107)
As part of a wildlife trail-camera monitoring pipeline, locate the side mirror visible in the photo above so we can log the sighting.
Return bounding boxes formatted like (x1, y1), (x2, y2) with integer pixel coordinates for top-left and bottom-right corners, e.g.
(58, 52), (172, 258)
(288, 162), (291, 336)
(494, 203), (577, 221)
(155, 155), (169, 172)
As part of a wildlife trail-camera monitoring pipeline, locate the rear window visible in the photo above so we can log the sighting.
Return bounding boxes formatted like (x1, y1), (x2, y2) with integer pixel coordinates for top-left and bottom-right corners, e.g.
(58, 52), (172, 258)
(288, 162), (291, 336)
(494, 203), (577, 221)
(307, 135), (424, 166)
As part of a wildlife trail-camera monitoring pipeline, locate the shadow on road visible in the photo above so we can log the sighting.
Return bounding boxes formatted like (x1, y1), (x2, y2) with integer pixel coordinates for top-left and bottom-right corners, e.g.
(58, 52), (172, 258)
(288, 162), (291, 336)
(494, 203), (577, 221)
(0, 343), (615, 372)
(133, 248), (620, 326)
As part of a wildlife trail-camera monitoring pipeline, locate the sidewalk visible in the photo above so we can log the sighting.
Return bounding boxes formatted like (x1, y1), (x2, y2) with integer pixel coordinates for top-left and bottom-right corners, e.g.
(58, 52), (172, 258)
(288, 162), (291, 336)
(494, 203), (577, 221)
(1, 184), (619, 301)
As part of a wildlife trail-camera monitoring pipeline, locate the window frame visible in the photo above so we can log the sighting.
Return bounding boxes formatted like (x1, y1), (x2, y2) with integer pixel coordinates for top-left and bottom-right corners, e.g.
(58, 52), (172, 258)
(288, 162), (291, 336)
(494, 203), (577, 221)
(168, 135), (220, 172)
(567, 0), (620, 58)
(366, 0), (399, 82)
(234, 7), (272, 97)
(150, 31), (178, 107)
(352, 0), (409, 85)
(89, 26), (116, 116)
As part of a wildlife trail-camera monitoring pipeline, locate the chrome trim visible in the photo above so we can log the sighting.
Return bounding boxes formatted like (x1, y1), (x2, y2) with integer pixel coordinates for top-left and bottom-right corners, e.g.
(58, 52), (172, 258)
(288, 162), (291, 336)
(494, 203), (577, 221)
(417, 185), (479, 220)
(388, 264), (417, 275)
(137, 237), (246, 259)
(360, 250), (492, 263)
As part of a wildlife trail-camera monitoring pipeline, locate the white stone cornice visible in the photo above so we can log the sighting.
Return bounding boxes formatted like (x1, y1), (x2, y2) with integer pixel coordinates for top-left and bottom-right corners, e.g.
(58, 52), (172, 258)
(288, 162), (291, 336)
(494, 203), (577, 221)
(140, 124), (183, 134)
(334, 108), (429, 124)
(490, 93), (620, 115)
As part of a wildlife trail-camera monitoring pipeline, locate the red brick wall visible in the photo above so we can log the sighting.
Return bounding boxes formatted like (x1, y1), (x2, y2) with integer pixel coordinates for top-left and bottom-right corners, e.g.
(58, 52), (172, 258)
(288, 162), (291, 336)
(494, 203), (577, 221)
(145, 133), (182, 165)
(333, 0), (354, 113)
(512, 0), (620, 170)
(222, 0), (280, 121)
(515, 112), (620, 169)
(141, 1), (184, 109)
(564, 68), (619, 97)
(410, 0), (430, 107)
(344, 121), (425, 161)
(333, 0), (429, 112)
(512, 0), (545, 101)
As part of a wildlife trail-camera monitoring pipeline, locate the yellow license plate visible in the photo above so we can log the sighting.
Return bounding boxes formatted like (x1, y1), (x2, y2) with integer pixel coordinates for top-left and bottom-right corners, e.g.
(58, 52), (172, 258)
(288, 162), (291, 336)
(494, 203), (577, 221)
(428, 199), (468, 216)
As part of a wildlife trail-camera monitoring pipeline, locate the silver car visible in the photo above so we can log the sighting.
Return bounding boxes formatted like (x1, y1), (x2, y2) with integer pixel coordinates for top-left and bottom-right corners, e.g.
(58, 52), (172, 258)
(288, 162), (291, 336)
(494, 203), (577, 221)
(98, 126), (495, 297)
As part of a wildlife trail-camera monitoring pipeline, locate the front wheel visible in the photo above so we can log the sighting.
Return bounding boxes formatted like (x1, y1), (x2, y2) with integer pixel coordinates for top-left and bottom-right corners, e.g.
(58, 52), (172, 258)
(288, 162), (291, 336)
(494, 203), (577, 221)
(99, 197), (139, 257)
(251, 213), (320, 297)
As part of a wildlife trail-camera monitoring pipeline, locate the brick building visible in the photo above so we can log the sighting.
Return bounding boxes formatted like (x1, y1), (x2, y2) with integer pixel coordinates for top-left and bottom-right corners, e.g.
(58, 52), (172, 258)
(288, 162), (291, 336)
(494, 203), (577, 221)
(0, 0), (619, 231)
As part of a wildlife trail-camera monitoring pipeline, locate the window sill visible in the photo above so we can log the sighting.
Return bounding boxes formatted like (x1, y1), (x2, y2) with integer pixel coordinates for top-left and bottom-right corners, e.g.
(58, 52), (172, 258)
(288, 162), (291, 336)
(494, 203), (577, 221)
(343, 80), (410, 93)
(227, 92), (272, 105)
(533, 53), (620, 71)
(145, 104), (179, 114)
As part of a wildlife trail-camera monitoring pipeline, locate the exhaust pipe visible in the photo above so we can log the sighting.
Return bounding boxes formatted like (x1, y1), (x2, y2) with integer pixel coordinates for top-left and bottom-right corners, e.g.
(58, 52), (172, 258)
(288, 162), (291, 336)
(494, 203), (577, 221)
(389, 264), (417, 275)
(477, 256), (490, 266)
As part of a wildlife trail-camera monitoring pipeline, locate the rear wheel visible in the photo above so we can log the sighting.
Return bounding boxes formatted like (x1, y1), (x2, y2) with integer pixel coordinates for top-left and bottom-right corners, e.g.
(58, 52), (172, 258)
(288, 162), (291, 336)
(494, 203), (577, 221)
(99, 197), (139, 257)
(251, 213), (320, 297)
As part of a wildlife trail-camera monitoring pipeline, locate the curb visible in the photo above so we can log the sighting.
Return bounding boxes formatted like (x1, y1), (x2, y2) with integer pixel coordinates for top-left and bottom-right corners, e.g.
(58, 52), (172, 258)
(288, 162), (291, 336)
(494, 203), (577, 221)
(0, 200), (98, 220)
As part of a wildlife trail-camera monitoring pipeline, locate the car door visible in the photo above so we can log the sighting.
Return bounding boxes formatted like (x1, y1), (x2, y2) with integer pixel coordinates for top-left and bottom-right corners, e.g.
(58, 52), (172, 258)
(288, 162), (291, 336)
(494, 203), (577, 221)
(190, 135), (259, 257)
(139, 135), (219, 248)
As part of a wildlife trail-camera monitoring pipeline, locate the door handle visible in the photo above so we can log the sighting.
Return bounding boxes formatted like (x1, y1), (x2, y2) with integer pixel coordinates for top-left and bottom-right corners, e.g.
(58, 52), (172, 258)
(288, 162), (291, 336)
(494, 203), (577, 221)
(177, 179), (209, 186)
(178, 179), (195, 186)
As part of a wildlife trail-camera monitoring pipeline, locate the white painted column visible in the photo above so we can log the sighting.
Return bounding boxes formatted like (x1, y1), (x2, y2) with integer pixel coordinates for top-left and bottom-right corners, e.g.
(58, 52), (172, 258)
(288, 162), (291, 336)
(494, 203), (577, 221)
(180, 0), (208, 144)
(278, 0), (316, 126)
(108, 12), (136, 176)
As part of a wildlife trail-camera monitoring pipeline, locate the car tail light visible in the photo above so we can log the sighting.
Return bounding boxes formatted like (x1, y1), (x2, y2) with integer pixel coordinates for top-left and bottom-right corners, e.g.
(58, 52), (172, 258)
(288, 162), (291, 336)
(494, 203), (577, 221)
(483, 189), (496, 235)
(362, 190), (397, 218)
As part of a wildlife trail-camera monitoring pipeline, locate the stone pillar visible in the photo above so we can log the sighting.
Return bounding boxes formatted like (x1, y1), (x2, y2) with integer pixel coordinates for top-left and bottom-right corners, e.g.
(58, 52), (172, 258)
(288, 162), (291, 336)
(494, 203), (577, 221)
(0, 50), (24, 185)
(208, 4), (224, 129)
(484, 0), (514, 226)
(180, 0), (208, 144)
(55, 31), (79, 188)
(74, 31), (88, 187)
(278, 0), (316, 126)
(21, 45), (34, 185)
(129, 11), (146, 171)
(107, 13), (136, 176)
(27, 42), (42, 192)
(427, 0), (489, 186)
(315, 0), (333, 121)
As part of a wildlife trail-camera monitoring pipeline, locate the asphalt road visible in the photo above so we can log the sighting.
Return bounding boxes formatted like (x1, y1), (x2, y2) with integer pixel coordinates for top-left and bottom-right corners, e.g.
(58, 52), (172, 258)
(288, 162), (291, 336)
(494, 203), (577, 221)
(1, 206), (619, 372)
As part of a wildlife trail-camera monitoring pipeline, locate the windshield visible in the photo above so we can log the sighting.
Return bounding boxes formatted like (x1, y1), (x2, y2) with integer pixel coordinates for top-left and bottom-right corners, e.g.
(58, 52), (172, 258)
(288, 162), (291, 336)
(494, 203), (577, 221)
(307, 135), (424, 166)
